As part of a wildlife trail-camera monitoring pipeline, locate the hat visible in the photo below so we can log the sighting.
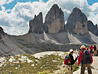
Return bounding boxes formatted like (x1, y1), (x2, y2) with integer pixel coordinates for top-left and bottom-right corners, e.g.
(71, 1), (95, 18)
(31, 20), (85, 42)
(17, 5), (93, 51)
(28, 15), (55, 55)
(80, 45), (85, 49)
(69, 49), (73, 53)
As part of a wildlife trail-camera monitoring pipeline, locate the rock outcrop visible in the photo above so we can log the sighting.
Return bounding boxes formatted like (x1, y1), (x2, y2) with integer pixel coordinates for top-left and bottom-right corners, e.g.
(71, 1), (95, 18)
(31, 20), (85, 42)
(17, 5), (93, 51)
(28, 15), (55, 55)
(87, 20), (98, 36)
(44, 4), (65, 33)
(0, 27), (4, 35)
(29, 12), (43, 34)
(0, 27), (5, 40)
(66, 7), (88, 34)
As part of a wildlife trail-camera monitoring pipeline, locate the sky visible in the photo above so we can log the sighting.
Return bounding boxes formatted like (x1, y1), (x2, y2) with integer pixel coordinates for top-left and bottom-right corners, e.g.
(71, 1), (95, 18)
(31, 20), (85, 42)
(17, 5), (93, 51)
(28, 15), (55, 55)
(0, 0), (98, 35)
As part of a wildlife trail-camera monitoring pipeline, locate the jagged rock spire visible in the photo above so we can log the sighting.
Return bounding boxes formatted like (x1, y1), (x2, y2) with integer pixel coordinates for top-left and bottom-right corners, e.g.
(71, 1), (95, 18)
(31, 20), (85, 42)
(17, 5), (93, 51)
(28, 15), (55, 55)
(44, 4), (65, 33)
(66, 7), (88, 34)
(29, 12), (43, 34)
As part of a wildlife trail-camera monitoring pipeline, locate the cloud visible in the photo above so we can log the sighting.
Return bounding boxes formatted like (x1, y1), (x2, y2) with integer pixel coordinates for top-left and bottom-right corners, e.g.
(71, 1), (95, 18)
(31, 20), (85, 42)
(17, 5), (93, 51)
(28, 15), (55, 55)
(0, 0), (98, 35)
(0, 1), (48, 35)
(1, 6), (5, 11)
(88, 3), (98, 24)
(7, 0), (14, 4)
(0, 0), (14, 6)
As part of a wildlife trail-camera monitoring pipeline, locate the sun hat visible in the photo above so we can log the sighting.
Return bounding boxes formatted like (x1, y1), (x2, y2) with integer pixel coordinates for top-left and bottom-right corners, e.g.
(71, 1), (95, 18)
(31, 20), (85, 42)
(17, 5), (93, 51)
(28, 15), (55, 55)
(80, 45), (86, 49)
(69, 49), (73, 53)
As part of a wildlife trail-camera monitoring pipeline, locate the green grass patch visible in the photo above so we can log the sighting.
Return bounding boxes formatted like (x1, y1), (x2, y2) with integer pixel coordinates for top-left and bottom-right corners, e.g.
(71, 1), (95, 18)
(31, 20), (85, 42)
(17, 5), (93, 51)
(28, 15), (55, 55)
(0, 53), (79, 74)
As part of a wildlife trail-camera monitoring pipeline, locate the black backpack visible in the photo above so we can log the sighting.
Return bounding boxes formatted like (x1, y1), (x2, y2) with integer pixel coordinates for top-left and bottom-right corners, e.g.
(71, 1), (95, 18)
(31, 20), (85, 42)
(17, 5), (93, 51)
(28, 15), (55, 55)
(82, 50), (91, 64)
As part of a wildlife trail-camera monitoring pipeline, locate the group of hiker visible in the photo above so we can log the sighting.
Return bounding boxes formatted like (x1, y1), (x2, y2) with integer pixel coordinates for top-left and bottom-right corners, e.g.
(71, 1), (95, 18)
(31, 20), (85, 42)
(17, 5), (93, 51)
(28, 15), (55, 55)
(89, 44), (97, 55)
(64, 45), (97, 74)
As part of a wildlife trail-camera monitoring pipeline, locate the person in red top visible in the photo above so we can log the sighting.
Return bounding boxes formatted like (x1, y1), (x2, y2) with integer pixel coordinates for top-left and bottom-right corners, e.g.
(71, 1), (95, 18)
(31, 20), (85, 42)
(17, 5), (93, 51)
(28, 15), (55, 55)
(90, 45), (93, 54)
(78, 45), (93, 74)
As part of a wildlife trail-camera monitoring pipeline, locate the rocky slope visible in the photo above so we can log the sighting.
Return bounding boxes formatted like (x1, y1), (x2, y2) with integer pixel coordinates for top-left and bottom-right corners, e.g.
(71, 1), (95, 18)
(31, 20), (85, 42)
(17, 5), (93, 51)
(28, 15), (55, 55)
(0, 4), (98, 56)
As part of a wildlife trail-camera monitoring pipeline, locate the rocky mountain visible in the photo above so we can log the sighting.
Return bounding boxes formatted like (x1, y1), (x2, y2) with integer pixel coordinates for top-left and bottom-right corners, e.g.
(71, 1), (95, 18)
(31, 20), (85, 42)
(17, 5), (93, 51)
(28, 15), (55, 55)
(29, 12), (43, 34)
(44, 4), (65, 33)
(87, 20), (98, 36)
(66, 7), (88, 35)
(0, 4), (98, 56)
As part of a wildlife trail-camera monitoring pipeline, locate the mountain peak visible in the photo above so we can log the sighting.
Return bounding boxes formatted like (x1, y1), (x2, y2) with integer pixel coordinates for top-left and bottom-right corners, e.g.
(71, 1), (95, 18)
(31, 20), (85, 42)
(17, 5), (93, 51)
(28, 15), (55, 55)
(73, 7), (81, 13)
(66, 7), (88, 34)
(44, 4), (65, 33)
(29, 12), (43, 34)
(52, 4), (59, 9)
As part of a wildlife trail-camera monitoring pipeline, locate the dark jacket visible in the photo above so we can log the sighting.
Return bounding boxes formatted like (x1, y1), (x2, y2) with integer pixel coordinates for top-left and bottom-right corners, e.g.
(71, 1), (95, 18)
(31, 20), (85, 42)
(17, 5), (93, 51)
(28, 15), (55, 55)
(69, 54), (77, 65)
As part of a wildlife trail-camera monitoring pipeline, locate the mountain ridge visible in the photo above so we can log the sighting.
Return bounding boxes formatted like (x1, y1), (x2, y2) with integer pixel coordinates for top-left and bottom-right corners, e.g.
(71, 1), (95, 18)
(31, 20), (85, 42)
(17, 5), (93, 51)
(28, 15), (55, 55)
(0, 4), (98, 56)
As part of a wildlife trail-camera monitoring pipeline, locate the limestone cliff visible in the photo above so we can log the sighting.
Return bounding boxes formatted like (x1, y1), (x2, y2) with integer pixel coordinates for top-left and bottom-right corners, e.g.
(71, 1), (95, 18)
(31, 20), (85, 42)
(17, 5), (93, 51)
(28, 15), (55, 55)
(44, 4), (65, 33)
(66, 7), (88, 34)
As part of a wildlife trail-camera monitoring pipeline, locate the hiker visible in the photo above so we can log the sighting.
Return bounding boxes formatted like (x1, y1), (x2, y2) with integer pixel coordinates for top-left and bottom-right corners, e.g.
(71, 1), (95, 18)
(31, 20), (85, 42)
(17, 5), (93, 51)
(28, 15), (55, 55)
(93, 44), (97, 55)
(64, 49), (78, 74)
(90, 45), (93, 54)
(78, 45), (93, 74)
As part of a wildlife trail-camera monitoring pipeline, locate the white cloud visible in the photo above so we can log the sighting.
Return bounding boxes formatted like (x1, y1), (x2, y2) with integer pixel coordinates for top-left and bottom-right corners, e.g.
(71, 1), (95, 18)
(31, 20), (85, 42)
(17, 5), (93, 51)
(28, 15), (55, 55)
(88, 3), (98, 25)
(0, 0), (14, 6)
(90, 3), (98, 12)
(0, 0), (98, 35)
(7, 0), (14, 4)
(0, 0), (7, 6)
(0, 1), (48, 35)
(1, 6), (5, 11)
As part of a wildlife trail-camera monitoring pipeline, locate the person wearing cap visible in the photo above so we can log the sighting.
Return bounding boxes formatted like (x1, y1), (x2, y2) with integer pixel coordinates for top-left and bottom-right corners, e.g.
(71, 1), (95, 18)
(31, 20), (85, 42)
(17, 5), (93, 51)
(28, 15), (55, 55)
(68, 49), (78, 74)
(78, 45), (93, 74)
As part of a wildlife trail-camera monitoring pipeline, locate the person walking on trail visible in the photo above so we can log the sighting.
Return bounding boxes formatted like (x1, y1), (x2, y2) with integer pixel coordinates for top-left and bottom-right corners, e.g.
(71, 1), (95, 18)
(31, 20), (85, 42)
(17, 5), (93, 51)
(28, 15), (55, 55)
(90, 45), (93, 54)
(67, 49), (78, 74)
(78, 45), (93, 74)
(93, 44), (97, 55)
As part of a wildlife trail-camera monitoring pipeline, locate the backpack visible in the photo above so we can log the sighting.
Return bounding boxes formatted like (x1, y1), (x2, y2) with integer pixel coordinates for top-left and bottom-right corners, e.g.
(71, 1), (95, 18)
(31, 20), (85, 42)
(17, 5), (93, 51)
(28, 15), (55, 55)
(82, 50), (91, 64)
(64, 55), (70, 65)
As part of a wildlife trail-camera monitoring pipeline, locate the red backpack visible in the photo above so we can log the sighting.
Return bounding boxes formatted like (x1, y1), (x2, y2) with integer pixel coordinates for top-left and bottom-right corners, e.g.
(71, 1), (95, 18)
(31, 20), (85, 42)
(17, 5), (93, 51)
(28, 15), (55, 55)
(64, 55), (71, 65)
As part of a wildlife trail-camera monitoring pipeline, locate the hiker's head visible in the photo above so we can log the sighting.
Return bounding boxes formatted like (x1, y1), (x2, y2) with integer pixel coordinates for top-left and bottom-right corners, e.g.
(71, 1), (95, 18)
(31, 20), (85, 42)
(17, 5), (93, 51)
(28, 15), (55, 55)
(94, 44), (96, 47)
(69, 49), (74, 55)
(80, 45), (86, 50)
